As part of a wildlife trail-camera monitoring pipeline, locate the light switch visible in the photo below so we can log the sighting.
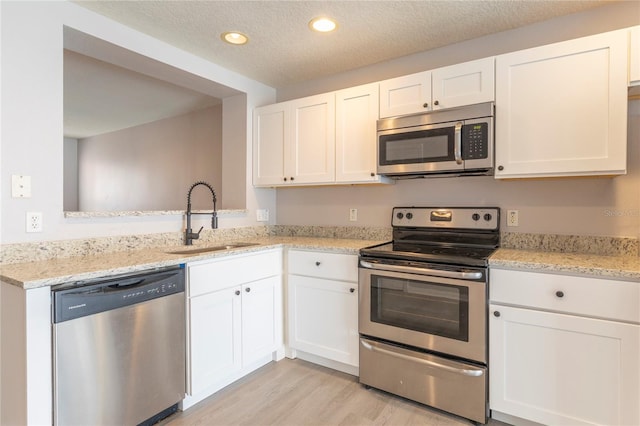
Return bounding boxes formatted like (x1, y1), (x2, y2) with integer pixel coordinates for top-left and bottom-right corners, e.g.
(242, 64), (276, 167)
(12, 175), (32, 198)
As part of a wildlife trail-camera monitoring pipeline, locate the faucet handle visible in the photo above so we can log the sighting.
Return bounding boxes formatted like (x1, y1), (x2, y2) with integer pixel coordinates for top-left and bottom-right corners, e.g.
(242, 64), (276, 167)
(196, 226), (204, 236)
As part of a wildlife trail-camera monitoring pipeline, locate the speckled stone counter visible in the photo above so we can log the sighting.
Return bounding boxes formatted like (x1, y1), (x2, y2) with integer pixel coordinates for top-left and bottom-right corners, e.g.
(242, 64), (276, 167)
(490, 248), (640, 281)
(0, 237), (384, 290)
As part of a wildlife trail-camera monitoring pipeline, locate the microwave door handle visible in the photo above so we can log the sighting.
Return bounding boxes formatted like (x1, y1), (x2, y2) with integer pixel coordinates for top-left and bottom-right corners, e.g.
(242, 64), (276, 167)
(359, 260), (483, 280)
(454, 122), (463, 165)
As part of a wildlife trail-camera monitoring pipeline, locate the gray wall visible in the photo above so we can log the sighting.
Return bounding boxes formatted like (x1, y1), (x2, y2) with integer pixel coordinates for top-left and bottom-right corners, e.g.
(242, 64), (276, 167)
(77, 105), (223, 211)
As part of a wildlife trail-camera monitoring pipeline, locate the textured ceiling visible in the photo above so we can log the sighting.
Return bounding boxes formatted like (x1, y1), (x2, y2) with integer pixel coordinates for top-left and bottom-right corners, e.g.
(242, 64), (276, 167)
(66, 0), (613, 138)
(74, 0), (612, 88)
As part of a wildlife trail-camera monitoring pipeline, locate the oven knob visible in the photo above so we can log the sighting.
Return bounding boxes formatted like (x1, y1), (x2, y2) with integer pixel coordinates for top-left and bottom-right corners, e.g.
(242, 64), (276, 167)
(406, 212), (413, 220)
(396, 212), (404, 219)
(484, 213), (492, 221)
(472, 213), (480, 221)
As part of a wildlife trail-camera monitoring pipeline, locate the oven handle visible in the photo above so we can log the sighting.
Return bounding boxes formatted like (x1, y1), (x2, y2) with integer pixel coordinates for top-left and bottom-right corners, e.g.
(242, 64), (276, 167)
(454, 121), (463, 165)
(359, 260), (483, 280)
(360, 340), (484, 377)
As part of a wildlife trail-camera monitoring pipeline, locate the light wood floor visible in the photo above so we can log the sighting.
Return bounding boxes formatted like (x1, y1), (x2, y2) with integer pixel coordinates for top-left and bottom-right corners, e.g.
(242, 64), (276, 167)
(162, 358), (505, 426)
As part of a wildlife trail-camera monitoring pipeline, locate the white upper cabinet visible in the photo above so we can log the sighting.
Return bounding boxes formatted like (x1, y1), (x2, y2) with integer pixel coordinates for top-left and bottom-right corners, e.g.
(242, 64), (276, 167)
(379, 71), (432, 118)
(253, 93), (335, 186)
(335, 83), (389, 183)
(289, 93), (336, 185)
(630, 26), (640, 85)
(495, 30), (628, 179)
(431, 57), (495, 111)
(253, 102), (288, 186)
(379, 57), (495, 118)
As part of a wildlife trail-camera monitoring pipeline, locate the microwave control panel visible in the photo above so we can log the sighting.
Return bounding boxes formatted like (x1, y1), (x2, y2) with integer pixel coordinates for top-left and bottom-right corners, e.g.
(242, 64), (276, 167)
(462, 123), (488, 160)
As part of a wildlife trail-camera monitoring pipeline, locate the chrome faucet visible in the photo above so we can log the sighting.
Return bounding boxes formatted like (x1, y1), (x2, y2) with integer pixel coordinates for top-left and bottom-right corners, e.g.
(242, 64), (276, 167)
(185, 181), (218, 245)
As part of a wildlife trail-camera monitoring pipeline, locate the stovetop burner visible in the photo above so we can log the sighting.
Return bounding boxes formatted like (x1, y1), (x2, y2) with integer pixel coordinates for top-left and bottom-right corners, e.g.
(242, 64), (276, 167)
(361, 207), (500, 267)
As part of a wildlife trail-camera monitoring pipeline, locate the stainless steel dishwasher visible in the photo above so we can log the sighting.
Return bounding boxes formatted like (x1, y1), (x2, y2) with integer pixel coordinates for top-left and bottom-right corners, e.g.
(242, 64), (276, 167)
(52, 265), (186, 426)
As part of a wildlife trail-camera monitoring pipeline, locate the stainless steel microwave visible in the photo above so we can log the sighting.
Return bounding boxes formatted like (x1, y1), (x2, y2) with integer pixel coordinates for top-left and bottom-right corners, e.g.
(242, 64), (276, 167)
(377, 102), (494, 178)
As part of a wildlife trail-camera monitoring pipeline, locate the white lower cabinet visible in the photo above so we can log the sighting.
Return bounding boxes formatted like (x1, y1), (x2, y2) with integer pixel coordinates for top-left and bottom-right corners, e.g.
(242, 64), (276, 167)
(184, 249), (283, 408)
(489, 269), (640, 426)
(287, 249), (359, 374)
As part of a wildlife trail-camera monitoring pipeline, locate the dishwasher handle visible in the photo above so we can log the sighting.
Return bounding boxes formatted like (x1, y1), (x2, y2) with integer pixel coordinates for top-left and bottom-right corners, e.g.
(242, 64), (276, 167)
(53, 266), (185, 323)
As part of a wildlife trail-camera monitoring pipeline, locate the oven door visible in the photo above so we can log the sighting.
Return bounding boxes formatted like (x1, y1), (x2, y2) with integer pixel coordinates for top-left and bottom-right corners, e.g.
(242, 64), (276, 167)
(358, 260), (487, 363)
(377, 121), (464, 175)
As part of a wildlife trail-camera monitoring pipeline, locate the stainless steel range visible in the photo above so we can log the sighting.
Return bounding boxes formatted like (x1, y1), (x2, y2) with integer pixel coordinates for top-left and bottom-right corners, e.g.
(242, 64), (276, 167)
(358, 206), (500, 424)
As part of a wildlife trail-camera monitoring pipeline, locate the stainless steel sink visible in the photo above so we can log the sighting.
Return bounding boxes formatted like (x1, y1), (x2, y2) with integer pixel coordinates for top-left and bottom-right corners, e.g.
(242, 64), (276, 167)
(165, 242), (258, 255)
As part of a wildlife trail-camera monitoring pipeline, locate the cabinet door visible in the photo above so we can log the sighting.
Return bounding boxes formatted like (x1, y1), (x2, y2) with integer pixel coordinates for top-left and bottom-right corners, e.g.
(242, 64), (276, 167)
(288, 275), (359, 366)
(490, 304), (640, 426)
(335, 83), (384, 183)
(188, 287), (242, 395)
(289, 93), (335, 184)
(253, 102), (288, 186)
(431, 57), (495, 110)
(495, 30), (628, 178)
(241, 276), (282, 366)
(379, 71), (431, 118)
(631, 26), (640, 85)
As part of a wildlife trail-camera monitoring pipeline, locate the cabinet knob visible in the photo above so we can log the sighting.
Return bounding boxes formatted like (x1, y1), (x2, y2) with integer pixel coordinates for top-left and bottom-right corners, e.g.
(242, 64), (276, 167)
(370, 172), (375, 177)
(422, 102), (429, 108)
(349, 288), (355, 293)
(235, 290), (241, 296)
(290, 177), (295, 181)
(493, 311), (501, 317)
(245, 287), (251, 293)
(555, 290), (564, 298)
(283, 177), (288, 182)
(497, 165), (504, 171)
(315, 261), (321, 266)
(434, 100), (439, 106)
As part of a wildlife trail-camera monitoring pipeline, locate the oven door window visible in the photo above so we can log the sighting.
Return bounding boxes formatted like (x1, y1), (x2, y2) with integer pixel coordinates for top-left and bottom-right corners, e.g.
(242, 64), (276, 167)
(370, 275), (469, 341)
(378, 126), (455, 165)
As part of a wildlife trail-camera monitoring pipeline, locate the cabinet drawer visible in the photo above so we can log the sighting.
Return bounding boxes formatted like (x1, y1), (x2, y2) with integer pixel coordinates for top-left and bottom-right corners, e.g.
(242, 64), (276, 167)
(288, 250), (357, 282)
(491, 269), (640, 323)
(188, 250), (282, 297)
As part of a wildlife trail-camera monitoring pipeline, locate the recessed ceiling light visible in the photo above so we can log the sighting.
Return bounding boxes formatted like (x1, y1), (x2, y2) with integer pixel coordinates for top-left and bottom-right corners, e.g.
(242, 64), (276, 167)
(309, 17), (337, 33)
(221, 31), (249, 45)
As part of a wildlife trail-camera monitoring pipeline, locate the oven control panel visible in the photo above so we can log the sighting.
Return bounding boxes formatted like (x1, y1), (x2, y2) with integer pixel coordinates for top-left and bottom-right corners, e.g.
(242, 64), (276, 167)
(392, 207), (499, 230)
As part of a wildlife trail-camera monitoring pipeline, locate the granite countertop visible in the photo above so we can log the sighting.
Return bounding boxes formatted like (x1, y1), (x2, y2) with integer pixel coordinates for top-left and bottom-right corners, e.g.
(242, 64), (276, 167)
(3, 236), (640, 289)
(0, 237), (383, 290)
(490, 248), (640, 281)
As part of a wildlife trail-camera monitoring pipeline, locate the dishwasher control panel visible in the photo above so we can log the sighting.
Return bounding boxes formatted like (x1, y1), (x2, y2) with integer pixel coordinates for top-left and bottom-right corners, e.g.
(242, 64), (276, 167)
(52, 266), (185, 323)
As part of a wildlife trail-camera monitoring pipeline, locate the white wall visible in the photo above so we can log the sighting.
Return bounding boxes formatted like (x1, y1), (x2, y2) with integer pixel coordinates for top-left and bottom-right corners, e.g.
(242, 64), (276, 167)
(275, 2), (640, 238)
(0, 1), (277, 244)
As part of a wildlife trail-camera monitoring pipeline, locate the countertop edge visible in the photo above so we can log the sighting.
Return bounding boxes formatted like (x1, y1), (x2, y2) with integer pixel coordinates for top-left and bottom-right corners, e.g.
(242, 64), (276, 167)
(489, 248), (640, 282)
(1, 238), (381, 290)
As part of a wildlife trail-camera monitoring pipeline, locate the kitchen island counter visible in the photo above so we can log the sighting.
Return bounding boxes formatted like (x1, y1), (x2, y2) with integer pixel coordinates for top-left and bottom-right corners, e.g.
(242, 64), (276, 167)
(0, 236), (383, 290)
(490, 248), (640, 281)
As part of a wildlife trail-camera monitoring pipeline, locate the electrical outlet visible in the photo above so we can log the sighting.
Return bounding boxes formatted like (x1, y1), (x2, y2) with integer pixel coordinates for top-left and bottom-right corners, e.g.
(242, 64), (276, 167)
(256, 209), (269, 222)
(507, 210), (519, 227)
(349, 208), (358, 222)
(26, 211), (43, 233)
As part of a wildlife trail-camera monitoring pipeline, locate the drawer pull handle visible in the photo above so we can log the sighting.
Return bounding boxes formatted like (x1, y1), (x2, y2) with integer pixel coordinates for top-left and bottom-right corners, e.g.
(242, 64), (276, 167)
(493, 311), (501, 317)
(245, 287), (251, 293)
(556, 291), (564, 298)
(235, 290), (240, 296)
(315, 261), (321, 266)
(349, 288), (355, 293)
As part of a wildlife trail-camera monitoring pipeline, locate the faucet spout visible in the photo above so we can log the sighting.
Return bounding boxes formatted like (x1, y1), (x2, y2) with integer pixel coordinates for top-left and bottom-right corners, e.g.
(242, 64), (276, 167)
(185, 181), (218, 245)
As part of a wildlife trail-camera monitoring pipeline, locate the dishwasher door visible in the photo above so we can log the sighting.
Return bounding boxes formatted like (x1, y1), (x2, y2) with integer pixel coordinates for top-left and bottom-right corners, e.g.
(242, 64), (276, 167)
(53, 267), (185, 426)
